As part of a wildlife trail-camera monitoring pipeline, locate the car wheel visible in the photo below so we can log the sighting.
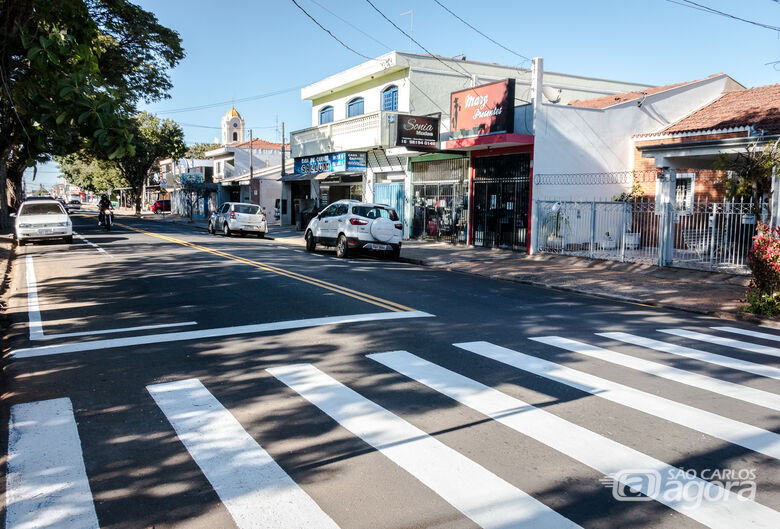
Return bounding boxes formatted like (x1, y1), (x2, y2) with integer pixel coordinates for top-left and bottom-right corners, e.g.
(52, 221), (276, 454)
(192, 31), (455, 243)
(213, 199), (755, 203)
(223, 223), (231, 237)
(335, 234), (350, 258)
(208, 221), (215, 235)
(389, 246), (401, 261)
(305, 230), (316, 251)
(64, 235), (73, 244)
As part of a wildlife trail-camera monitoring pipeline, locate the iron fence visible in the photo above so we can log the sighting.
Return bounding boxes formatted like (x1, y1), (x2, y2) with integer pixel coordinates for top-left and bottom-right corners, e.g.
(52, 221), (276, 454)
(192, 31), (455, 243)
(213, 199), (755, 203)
(535, 198), (768, 273)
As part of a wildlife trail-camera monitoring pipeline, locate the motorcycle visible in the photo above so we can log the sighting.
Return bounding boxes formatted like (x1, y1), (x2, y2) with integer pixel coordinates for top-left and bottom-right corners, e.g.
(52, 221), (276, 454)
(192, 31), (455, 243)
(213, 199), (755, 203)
(99, 208), (114, 231)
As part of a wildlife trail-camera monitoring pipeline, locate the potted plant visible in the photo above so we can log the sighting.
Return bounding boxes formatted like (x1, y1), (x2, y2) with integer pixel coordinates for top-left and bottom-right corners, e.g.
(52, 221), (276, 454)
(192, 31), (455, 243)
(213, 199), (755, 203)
(541, 202), (569, 249)
(613, 180), (643, 250)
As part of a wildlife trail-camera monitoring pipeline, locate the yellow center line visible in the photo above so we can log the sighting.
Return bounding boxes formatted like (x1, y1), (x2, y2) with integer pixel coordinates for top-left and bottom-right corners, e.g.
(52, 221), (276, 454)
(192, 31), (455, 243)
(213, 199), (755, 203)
(114, 221), (417, 313)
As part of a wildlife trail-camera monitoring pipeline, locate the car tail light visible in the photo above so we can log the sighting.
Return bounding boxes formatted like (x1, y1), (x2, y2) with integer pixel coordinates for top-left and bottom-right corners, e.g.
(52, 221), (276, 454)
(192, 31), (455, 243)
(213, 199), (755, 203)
(394, 223), (403, 230)
(262, 213), (266, 221)
(349, 218), (368, 225)
(230, 211), (236, 219)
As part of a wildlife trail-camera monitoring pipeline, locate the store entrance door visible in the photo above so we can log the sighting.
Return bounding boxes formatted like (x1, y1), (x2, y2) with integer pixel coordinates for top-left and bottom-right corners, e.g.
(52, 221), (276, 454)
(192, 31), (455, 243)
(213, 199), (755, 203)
(471, 153), (531, 251)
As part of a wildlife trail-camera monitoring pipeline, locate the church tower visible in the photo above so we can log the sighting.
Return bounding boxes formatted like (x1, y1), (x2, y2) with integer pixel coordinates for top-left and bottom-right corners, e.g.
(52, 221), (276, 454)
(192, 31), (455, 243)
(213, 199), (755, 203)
(221, 107), (245, 145)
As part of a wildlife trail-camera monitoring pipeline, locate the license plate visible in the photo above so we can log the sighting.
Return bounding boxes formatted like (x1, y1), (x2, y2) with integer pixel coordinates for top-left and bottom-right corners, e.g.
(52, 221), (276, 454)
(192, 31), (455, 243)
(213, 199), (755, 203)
(38, 228), (53, 234)
(243, 225), (255, 230)
(366, 243), (389, 250)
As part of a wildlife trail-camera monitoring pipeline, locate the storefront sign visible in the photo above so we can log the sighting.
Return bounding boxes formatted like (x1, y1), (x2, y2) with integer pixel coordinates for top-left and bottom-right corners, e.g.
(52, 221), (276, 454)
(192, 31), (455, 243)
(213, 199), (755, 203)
(450, 79), (515, 139)
(181, 173), (202, 185)
(396, 115), (439, 149)
(294, 152), (367, 174)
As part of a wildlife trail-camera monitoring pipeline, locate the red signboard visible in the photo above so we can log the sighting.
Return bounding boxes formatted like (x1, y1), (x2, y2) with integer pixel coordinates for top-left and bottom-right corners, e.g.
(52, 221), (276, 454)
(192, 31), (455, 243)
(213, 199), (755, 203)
(449, 79), (515, 139)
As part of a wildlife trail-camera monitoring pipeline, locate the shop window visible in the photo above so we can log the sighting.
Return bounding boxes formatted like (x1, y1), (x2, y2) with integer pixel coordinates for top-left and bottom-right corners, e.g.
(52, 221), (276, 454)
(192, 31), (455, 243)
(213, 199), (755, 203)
(319, 106), (334, 124)
(381, 85), (398, 111)
(347, 97), (364, 117)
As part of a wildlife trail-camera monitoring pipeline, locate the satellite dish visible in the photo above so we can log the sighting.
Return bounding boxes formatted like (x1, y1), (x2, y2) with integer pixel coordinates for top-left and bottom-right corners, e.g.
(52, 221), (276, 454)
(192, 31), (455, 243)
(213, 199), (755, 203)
(542, 85), (562, 104)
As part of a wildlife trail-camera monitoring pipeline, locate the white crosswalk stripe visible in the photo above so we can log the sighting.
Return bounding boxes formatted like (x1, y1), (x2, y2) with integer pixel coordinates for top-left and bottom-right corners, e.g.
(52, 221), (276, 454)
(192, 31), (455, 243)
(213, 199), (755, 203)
(660, 328), (780, 358)
(596, 332), (780, 381)
(455, 341), (780, 460)
(147, 378), (339, 529)
(530, 336), (780, 411)
(712, 326), (780, 343)
(267, 363), (582, 529)
(368, 350), (780, 529)
(6, 398), (100, 529)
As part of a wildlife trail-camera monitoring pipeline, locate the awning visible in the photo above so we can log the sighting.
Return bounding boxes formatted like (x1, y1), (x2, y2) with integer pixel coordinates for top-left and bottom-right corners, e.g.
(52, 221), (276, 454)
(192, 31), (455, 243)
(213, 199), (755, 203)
(442, 133), (534, 151)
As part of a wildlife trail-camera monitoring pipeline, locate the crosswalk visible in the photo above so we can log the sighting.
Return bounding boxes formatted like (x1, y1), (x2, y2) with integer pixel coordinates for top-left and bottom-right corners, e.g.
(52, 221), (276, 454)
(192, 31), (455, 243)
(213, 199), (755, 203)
(7, 324), (780, 528)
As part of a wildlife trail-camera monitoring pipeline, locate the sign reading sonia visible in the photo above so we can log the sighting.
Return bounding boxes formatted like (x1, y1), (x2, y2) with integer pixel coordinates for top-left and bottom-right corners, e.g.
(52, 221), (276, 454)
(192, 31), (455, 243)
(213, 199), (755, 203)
(450, 79), (515, 139)
(294, 152), (367, 174)
(396, 115), (439, 149)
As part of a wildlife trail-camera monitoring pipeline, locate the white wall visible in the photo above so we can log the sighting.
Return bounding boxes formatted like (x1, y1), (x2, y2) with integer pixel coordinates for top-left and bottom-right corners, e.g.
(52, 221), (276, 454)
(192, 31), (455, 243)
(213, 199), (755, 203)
(310, 69), (409, 125)
(532, 75), (735, 201)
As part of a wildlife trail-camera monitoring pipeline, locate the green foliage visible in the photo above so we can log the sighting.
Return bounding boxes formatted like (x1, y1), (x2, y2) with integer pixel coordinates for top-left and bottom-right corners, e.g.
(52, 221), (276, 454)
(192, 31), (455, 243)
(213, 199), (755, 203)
(744, 222), (780, 316)
(57, 153), (126, 192)
(715, 139), (780, 204)
(184, 142), (221, 159)
(613, 181), (643, 202)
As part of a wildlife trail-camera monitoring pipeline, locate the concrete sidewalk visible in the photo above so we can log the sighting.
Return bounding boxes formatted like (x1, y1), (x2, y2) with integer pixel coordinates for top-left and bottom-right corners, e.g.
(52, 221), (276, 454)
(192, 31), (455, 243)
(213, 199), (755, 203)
(136, 214), (763, 325)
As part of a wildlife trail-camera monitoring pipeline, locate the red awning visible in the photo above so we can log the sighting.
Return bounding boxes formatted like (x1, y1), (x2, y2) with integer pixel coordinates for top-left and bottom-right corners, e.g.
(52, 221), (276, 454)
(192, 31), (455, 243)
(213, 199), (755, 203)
(443, 133), (534, 151)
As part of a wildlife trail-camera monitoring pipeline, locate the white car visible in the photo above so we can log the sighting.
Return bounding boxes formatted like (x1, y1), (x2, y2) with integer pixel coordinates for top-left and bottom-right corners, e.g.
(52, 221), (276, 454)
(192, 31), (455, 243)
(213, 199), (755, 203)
(305, 200), (402, 259)
(208, 202), (268, 238)
(14, 199), (73, 245)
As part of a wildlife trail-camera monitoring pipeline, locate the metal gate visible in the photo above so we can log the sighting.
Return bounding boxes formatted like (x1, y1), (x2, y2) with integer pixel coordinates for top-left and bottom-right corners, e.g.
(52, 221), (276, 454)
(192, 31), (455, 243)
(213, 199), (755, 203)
(472, 153), (531, 251)
(411, 157), (469, 244)
(374, 182), (405, 227)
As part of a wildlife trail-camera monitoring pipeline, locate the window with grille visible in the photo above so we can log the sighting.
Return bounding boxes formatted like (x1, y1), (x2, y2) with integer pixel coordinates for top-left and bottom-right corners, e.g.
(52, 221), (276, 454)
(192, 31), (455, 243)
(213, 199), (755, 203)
(381, 85), (398, 111)
(675, 172), (695, 210)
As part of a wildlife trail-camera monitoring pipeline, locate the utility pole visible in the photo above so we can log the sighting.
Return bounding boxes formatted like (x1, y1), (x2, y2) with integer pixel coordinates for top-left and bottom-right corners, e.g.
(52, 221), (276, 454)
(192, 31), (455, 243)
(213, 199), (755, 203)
(281, 122), (286, 176)
(249, 129), (254, 205)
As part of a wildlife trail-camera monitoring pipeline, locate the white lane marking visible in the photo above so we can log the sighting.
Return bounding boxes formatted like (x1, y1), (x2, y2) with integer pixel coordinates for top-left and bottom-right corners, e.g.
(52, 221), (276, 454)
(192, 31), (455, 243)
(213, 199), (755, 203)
(11, 311), (434, 358)
(6, 398), (99, 529)
(35, 321), (199, 341)
(369, 351), (780, 529)
(596, 332), (780, 381)
(73, 232), (112, 258)
(147, 379), (338, 529)
(712, 326), (780, 343)
(267, 363), (581, 529)
(660, 328), (780, 358)
(25, 256), (44, 340)
(530, 336), (780, 411)
(455, 341), (780, 460)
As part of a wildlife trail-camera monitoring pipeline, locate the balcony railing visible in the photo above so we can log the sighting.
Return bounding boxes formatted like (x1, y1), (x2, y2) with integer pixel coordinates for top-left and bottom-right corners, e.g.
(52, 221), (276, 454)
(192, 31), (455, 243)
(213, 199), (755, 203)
(291, 111), (400, 158)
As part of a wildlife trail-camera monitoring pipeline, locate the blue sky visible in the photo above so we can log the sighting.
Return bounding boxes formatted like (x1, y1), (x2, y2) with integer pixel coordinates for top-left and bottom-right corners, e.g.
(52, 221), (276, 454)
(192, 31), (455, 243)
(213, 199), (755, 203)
(29, 0), (780, 189)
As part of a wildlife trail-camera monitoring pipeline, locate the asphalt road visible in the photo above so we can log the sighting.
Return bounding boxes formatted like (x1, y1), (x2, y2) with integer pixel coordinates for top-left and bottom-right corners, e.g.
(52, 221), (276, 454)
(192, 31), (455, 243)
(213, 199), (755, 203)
(2, 212), (779, 529)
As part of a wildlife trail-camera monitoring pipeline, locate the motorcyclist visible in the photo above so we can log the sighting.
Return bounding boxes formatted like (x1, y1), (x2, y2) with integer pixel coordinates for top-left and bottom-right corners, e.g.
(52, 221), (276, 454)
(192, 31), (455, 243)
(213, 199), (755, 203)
(98, 194), (112, 225)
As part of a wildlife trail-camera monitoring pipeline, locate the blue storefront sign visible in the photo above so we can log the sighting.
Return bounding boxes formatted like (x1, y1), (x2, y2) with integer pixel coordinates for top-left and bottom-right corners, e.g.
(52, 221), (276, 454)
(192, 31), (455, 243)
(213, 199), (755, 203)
(294, 152), (366, 174)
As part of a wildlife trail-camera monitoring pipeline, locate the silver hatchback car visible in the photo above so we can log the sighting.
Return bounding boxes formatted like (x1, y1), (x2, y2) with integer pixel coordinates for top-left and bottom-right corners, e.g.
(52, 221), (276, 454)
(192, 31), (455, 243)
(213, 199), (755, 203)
(208, 202), (268, 238)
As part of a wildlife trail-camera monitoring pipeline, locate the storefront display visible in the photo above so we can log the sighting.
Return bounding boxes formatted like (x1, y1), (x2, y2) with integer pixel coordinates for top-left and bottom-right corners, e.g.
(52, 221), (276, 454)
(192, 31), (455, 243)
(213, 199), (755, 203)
(410, 156), (469, 244)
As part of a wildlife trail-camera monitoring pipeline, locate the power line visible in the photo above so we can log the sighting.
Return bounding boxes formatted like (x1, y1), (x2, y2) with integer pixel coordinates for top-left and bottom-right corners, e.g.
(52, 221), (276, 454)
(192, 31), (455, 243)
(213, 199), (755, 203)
(362, 0), (476, 82)
(431, 0), (531, 65)
(308, 0), (392, 51)
(665, 0), (780, 31)
(155, 86), (305, 115)
(290, 0), (376, 61)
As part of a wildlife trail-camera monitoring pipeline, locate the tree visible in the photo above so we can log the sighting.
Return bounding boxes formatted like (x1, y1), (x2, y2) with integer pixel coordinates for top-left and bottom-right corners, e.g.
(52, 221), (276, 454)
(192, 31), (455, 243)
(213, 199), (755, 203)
(57, 153), (126, 193)
(184, 142), (221, 160)
(114, 112), (186, 214)
(716, 138), (780, 207)
(0, 1), (183, 227)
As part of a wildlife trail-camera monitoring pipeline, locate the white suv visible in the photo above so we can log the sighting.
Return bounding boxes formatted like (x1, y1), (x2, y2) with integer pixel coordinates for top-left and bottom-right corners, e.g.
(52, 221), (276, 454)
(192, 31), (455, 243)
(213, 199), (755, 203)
(305, 200), (402, 259)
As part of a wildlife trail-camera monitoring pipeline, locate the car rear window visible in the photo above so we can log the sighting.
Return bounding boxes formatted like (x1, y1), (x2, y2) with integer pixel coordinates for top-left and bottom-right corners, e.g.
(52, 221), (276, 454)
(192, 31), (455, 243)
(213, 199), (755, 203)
(233, 204), (260, 214)
(20, 203), (64, 215)
(352, 206), (398, 221)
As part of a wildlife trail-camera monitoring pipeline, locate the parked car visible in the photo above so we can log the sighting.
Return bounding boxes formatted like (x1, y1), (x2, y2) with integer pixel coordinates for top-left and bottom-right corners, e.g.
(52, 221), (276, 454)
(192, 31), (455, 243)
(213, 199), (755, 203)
(67, 199), (82, 210)
(304, 200), (402, 259)
(56, 197), (68, 212)
(14, 199), (73, 245)
(151, 200), (171, 214)
(209, 202), (268, 238)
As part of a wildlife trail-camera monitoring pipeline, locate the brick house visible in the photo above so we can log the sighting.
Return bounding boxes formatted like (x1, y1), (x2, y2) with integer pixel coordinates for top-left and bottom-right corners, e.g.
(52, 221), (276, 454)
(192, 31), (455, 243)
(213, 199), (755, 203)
(632, 84), (780, 203)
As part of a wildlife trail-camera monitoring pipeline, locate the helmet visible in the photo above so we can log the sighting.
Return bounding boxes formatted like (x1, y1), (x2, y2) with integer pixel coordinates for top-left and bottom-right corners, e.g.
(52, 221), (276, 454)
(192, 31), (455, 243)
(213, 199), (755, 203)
(101, 193), (108, 200)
